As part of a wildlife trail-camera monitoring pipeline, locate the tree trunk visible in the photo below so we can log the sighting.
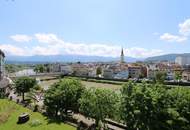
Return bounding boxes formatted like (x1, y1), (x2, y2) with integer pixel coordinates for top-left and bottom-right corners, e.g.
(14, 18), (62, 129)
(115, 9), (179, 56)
(55, 108), (58, 117)
(95, 119), (99, 127)
(22, 92), (25, 101)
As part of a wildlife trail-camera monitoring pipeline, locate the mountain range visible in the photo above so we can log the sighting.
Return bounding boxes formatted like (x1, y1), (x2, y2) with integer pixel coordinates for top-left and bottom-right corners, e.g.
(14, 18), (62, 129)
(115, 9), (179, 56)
(145, 53), (190, 62)
(5, 55), (143, 64)
(5, 53), (190, 64)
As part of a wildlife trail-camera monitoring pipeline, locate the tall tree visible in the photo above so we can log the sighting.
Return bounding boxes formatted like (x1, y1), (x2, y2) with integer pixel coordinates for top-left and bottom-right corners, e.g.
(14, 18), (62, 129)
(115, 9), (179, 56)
(155, 71), (166, 84)
(14, 76), (37, 101)
(34, 64), (45, 73)
(44, 78), (86, 117)
(120, 82), (190, 130)
(79, 88), (119, 128)
(96, 67), (102, 76)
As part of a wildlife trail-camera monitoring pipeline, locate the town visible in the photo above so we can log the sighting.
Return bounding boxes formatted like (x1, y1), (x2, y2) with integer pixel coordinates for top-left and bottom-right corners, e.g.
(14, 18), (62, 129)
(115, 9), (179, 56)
(7, 48), (190, 82)
(1, 0), (190, 130)
(1, 48), (190, 130)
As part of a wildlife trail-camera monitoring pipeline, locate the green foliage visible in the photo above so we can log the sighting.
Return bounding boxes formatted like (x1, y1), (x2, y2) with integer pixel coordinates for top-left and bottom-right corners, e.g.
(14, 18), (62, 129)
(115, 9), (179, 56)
(155, 71), (166, 84)
(96, 67), (102, 76)
(44, 78), (86, 117)
(34, 64), (45, 73)
(120, 82), (190, 130)
(79, 88), (119, 127)
(174, 71), (182, 81)
(14, 76), (37, 101)
(5, 64), (27, 73)
(0, 90), (6, 99)
(0, 99), (76, 130)
(29, 119), (42, 127)
(33, 84), (42, 91)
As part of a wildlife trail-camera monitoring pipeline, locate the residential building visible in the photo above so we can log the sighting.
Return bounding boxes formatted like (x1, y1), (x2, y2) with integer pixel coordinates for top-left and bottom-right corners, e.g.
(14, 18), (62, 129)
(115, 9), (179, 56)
(128, 66), (141, 78)
(175, 56), (190, 66)
(114, 70), (129, 79)
(146, 64), (158, 79)
(88, 67), (97, 77)
(50, 63), (61, 72)
(182, 71), (190, 81)
(102, 68), (113, 79)
(166, 72), (174, 80)
(71, 63), (89, 76)
(60, 65), (73, 75)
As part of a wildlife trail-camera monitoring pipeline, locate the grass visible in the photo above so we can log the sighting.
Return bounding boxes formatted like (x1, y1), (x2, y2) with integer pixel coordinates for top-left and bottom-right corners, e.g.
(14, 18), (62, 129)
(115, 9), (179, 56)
(0, 99), (76, 130)
(39, 77), (190, 92)
(39, 79), (122, 91)
(81, 81), (122, 90)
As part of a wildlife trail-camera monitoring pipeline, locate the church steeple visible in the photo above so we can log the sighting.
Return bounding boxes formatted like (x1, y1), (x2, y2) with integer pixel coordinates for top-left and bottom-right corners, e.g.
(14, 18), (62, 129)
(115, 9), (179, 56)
(120, 48), (125, 63)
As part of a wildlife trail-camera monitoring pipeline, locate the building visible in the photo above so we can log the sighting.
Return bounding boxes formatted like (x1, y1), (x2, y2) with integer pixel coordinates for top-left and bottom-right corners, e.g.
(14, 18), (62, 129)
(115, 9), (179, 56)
(50, 63), (61, 72)
(102, 68), (114, 79)
(175, 56), (190, 66)
(182, 71), (190, 81)
(0, 50), (12, 98)
(128, 66), (141, 78)
(166, 72), (174, 80)
(120, 48), (125, 63)
(0, 49), (5, 79)
(71, 63), (89, 76)
(114, 70), (129, 79)
(146, 63), (161, 79)
(88, 67), (97, 77)
(60, 65), (73, 75)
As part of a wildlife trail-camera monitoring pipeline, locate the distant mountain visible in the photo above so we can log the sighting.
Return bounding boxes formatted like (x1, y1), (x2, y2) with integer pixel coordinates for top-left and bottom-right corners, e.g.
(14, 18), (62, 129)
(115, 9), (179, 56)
(5, 55), (143, 64)
(145, 53), (190, 62)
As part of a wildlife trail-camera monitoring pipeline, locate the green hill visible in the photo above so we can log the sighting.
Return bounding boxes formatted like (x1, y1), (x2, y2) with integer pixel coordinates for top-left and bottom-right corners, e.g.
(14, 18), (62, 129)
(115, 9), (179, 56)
(145, 53), (190, 62)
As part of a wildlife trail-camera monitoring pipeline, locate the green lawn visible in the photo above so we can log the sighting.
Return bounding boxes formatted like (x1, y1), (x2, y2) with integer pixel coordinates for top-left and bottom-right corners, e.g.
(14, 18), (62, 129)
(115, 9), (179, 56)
(0, 99), (76, 130)
(40, 79), (122, 91)
(81, 81), (122, 90)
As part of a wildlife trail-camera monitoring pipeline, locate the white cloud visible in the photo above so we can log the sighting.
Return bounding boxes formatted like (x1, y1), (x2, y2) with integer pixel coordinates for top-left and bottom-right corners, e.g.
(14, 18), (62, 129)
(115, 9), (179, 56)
(33, 33), (164, 58)
(10, 34), (32, 42)
(160, 18), (190, 42)
(35, 33), (60, 43)
(2, 33), (164, 58)
(160, 33), (187, 42)
(179, 19), (190, 36)
(125, 47), (163, 58)
(0, 44), (28, 56)
(32, 46), (60, 55)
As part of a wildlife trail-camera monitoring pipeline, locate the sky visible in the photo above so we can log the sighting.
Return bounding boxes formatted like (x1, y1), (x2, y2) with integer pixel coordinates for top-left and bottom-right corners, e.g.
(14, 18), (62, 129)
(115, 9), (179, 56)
(0, 0), (190, 58)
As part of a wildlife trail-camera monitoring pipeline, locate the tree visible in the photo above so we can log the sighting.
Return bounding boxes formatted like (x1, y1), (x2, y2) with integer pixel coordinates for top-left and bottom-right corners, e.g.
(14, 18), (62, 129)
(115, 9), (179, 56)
(96, 67), (102, 76)
(44, 78), (86, 117)
(27, 84), (43, 105)
(14, 76), (37, 101)
(79, 88), (119, 128)
(174, 71), (182, 82)
(155, 71), (166, 84)
(120, 82), (167, 130)
(34, 64), (45, 73)
(120, 82), (190, 130)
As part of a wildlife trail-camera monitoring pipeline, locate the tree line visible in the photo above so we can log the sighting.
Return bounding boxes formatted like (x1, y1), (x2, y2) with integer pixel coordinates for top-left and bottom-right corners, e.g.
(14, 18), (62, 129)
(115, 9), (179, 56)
(13, 76), (190, 130)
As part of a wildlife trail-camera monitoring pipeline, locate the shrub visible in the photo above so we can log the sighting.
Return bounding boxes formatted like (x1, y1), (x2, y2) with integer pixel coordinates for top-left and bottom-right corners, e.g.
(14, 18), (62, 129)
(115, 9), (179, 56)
(29, 119), (42, 127)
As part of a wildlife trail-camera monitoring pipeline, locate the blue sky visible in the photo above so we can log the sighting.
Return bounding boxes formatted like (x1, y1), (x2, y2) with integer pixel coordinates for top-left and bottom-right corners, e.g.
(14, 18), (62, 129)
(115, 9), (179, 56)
(0, 0), (190, 58)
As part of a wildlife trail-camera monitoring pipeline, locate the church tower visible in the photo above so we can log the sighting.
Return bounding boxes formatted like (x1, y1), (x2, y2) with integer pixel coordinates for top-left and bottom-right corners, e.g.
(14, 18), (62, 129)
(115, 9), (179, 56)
(120, 48), (125, 63)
